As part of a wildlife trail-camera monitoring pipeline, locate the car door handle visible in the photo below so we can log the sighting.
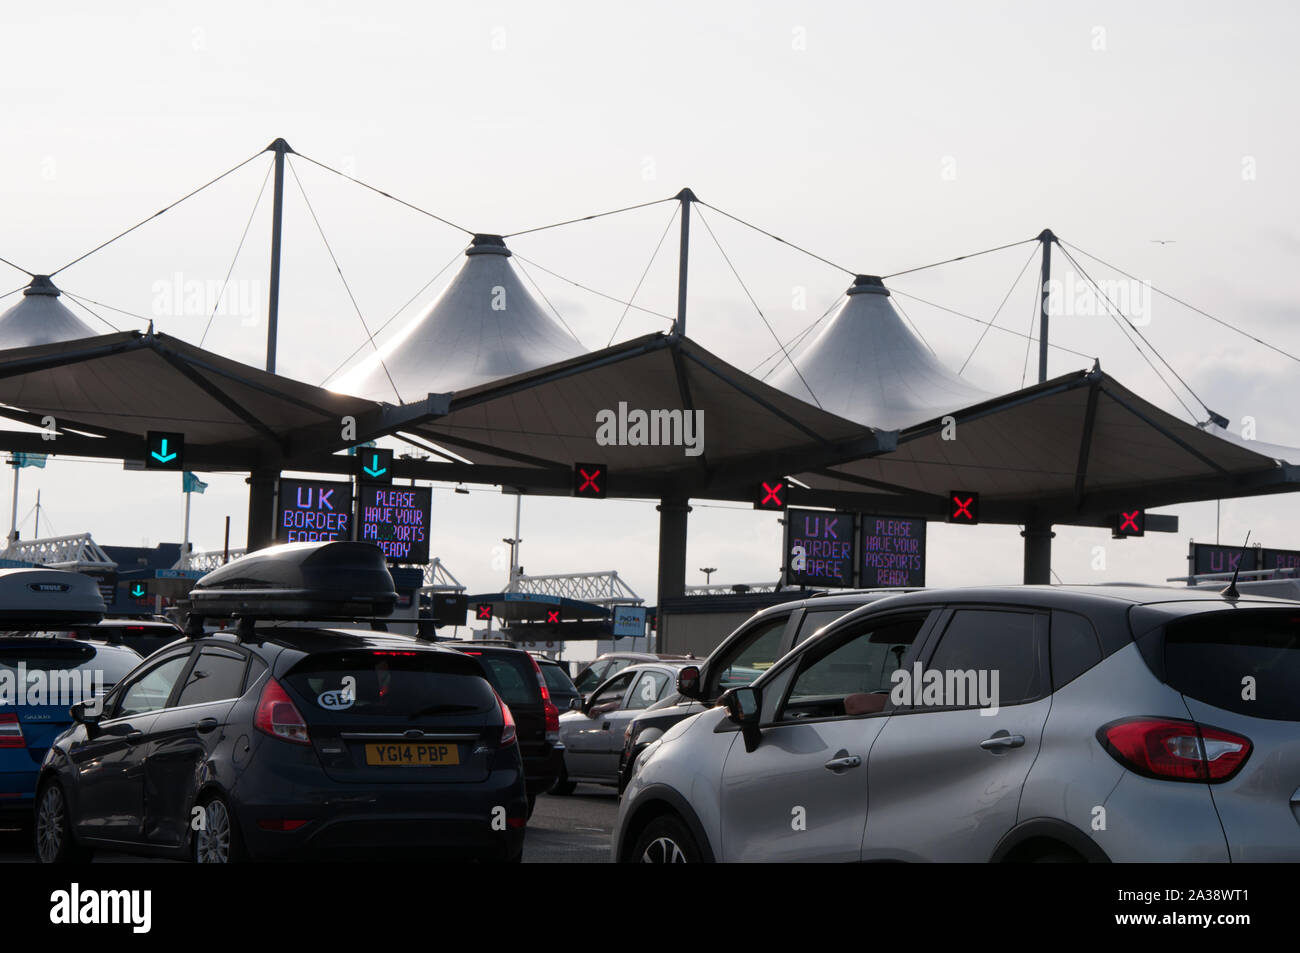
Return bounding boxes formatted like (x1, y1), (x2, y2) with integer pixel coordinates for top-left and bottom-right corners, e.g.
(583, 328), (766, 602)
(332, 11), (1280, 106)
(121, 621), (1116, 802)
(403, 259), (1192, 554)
(980, 732), (1026, 751)
(601, 722), (611, 731)
(824, 755), (862, 771)
(195, 718), (219, 734)
(125, 731), (144, 745)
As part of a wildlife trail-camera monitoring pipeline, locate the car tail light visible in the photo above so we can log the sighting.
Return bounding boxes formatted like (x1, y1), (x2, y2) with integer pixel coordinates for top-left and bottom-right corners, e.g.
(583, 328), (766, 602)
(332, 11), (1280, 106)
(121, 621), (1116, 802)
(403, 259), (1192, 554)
(1097, 717), (1251, 782)
(257, 818), (310, 832)
(528, 656), (561, 743)
(0, 713), (24, 748)
(254, 678), (311, 746)
(496, 691), (517, 747)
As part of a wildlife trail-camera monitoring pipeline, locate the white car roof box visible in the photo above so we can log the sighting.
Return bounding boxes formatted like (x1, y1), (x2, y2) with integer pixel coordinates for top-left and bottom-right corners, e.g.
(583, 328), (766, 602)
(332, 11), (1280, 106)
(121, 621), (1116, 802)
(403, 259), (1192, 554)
(183, 540), (398, 624)
(0, 567), (106, 627)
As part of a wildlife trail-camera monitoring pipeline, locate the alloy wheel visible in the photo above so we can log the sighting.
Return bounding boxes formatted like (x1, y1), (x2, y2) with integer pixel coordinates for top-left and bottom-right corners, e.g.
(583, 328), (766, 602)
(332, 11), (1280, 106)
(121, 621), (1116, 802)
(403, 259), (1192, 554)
(195, 799), (232, 863)
(640, 836), (688, 863)
(36, 785), (65, 863)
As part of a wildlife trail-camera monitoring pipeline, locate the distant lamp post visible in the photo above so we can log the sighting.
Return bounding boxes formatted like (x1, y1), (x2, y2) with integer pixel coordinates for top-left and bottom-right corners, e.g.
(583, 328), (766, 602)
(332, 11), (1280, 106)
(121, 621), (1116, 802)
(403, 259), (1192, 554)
(700, 567), (718, 585)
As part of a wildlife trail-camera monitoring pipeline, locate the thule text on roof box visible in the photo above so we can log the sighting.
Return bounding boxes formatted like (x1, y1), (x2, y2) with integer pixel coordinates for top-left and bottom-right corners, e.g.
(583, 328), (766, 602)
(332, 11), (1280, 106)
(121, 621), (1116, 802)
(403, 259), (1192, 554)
(0, 568), (106, 627)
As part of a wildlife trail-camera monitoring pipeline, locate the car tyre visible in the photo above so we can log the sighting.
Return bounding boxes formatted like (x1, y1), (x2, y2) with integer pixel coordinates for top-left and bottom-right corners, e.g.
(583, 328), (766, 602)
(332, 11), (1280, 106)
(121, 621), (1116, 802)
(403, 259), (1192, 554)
(34, 780), (92, 864)
(192, 793), (246, 863)
(632, 815), (700, 863)
(549, 763), (576, 796)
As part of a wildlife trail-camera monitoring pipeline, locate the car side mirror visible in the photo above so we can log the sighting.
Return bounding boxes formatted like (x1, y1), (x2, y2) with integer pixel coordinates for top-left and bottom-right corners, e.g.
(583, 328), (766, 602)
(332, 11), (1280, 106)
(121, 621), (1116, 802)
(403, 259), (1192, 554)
(568, 696), (583, 711)
(676, 665), (701, 700)
(720, 686), (762, 752)
(70, 702), (102, 727)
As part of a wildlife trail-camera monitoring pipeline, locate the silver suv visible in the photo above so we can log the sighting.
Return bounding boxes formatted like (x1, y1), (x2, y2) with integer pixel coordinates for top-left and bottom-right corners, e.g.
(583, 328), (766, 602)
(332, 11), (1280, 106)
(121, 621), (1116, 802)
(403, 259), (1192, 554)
(614, 585), (1300, 862)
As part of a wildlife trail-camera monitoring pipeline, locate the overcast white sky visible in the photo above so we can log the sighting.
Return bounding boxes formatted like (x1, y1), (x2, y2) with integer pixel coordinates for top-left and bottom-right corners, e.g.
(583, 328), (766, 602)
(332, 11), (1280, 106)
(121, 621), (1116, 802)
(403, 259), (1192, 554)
(1, 0), (1297, 616)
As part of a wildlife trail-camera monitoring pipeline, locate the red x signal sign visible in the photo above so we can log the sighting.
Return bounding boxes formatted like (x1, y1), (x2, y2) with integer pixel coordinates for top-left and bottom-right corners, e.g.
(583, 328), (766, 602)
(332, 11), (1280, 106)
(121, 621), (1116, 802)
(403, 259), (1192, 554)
(476, 603), (493, 621)
(754, 479), (787, 510)
(546, 609), (560, 624)
(574, 463), (607, 498)
(947, 491), (979, 524)
(1113, 509), (1145, 538)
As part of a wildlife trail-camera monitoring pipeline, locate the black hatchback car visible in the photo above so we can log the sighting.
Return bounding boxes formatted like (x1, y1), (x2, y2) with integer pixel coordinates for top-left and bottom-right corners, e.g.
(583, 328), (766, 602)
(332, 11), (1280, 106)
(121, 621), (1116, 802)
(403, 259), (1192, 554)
(447, 643), (562, 816)
(34, 542), (528, 863)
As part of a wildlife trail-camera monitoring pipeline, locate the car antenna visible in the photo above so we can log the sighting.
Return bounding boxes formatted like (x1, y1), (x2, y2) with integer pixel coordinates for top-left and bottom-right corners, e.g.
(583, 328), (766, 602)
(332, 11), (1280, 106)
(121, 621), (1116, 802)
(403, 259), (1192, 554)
(1220, 531), (1252, 602)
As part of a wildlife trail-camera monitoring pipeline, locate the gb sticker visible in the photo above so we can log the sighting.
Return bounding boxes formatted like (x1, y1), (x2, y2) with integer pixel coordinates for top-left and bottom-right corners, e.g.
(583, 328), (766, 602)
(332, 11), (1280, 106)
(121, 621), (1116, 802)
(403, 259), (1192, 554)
(318, 675), (356, 710)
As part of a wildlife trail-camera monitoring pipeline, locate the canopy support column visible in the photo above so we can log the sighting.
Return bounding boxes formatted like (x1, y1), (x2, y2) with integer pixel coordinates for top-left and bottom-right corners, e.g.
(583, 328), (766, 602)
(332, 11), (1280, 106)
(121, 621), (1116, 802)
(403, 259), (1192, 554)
(245, 469), (278, 550)
(1022, 514), (1055, 584)
(656, 496), (692, 605)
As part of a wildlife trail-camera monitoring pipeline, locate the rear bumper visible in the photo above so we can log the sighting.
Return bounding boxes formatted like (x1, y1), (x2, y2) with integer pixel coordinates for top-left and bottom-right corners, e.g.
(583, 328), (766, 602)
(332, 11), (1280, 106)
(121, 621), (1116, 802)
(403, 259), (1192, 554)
(0, 768), (38, 819)
(522, 742), (563, 797)
(231, 741), (529, 862)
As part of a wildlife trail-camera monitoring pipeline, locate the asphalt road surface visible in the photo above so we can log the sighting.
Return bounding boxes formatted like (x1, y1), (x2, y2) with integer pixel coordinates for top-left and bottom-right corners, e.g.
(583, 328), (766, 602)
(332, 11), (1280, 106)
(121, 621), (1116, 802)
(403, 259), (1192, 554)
(0, 785), (619, 864)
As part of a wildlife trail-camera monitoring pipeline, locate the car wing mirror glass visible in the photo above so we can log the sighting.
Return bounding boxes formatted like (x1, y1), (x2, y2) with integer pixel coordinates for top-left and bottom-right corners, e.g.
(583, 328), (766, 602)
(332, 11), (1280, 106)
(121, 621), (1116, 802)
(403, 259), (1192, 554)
(676, 665), (701, 699)
(720, 686), (762, 752)
(568, 696), (583, 711)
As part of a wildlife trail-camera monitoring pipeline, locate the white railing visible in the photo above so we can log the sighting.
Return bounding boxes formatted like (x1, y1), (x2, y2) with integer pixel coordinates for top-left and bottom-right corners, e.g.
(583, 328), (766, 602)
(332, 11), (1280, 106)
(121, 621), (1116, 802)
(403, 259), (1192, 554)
(505, 570), (642, 607)
(176, 548), (247, 572)
(0, 533), (115, 569)
(421, 558), (465, 592)
(684, 582), (780, 596)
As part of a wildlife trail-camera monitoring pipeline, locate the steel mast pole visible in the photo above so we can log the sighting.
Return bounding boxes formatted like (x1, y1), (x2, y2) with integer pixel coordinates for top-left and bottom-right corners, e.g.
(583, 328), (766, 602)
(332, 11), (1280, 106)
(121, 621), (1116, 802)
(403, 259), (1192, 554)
(673, 188), (694, 337)
(264, 138), (291, 373)
(1023, 229), (1057, 584)
(246, 139), (292, 552)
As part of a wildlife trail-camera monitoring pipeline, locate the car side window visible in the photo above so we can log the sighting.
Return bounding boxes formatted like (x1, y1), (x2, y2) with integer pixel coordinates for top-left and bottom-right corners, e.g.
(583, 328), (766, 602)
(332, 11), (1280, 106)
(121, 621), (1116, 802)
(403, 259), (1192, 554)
(625, 670), (670, 710)
(794, 608), (848, 645)
(115, 653), (192, 718)
(778, 616), (927, 721)
(589, 672), (635, 711)
(574, 661), (609, 693)
(708, 615), (789, 697)
(924, 609), (1046, 708)
(1050, 611), (1103, 690)
(174, 648), (248, 707)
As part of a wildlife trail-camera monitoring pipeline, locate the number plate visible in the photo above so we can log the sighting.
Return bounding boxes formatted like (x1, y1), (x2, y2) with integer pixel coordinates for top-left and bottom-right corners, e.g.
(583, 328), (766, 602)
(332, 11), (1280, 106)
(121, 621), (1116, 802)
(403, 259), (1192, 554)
(364, 742), (461, 766)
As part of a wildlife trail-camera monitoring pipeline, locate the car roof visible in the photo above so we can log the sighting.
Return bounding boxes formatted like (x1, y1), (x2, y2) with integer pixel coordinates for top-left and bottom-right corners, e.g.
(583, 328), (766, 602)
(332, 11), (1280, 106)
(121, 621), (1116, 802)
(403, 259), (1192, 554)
(0, 635), (140, 656)
(851, 584), (1300, 612)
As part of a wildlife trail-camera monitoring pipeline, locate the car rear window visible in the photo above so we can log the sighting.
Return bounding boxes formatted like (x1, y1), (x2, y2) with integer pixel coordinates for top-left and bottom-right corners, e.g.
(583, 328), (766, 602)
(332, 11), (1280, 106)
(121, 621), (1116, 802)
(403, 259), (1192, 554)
(539, 662), (575, 695)
(473, 653), (541, 709)
(1163, 609), (1300, 721)
(285, 650), (496, 720)
(0, 641), (140, 686)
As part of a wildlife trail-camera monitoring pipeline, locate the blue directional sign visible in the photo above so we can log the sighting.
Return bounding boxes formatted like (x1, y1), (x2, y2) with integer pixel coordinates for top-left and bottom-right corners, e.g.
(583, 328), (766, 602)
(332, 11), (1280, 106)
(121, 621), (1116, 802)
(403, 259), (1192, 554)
(145, 431), (185, 470)
(128, 581), (149, 599)
(356, 447), (394, 484)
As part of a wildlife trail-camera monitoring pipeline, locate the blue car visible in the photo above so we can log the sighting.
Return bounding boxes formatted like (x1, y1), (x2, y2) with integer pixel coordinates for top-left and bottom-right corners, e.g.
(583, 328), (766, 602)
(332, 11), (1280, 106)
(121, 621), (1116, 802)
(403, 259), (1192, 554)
(0, 636), (141, 825)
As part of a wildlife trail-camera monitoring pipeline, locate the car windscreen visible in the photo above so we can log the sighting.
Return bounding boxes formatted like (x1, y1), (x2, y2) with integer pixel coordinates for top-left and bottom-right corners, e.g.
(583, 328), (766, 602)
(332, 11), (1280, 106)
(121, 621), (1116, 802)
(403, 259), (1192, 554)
(0, 641), (140, 688)
(1163, 609), (1300, 721)
(471, 652), (541, 709)
(539, 662), (576, 695)
(284, 650), (496, 721)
